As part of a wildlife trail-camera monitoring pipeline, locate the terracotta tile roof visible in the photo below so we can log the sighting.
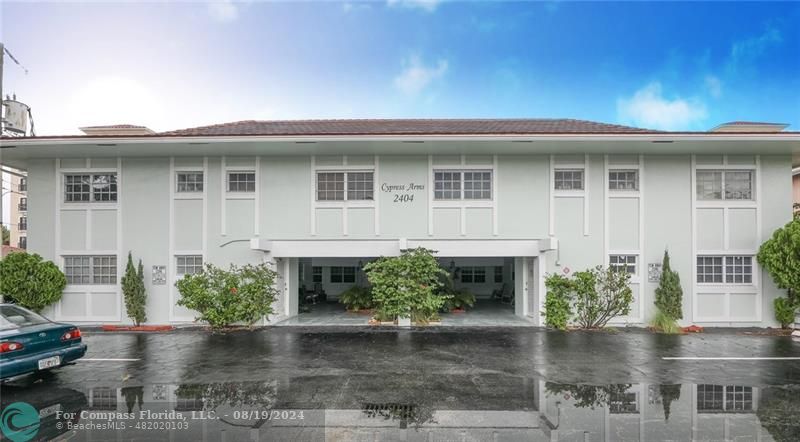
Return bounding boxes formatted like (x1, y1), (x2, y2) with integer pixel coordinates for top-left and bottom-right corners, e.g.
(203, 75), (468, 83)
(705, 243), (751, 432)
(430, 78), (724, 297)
(158, 119), (662, 136)
(81, 124), (148, 129)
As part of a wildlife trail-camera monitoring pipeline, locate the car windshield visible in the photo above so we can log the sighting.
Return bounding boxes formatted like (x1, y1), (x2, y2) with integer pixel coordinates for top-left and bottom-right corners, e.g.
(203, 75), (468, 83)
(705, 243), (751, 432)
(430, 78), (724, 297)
(0, 305), (51, 330)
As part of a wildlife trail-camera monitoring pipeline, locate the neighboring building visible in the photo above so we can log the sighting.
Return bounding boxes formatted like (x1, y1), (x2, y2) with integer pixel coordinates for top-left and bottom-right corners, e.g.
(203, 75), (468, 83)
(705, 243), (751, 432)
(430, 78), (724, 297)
(0, 119), (797, 326)
(6, 169), (27, 250)
(793, 167), (799, 212)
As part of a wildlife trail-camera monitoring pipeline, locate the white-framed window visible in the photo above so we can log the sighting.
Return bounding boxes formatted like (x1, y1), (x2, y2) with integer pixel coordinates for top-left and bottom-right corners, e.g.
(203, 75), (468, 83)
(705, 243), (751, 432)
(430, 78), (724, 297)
(494, 266), (503, 283)
(433, 170), (492, 200)
(608, 170), (639, 191)
(697, 385), (753, 413)
(330, 266), (356, 283)
(90, 387), (118, 410)
(176, 255), (203, 276)
(64, 173), (117, 203)
(316, 171), (373, 201)
(64, 255), (117, 285)
(554, 169), (584, 190)
(460, 267), (486, 283)
(312, 266), (323, 283)
(227, 171), (256, 192)
(696, 255), (753, 284)
(176, 172), (204, 193)
(609, 255), (637, 275)
(609, 391), (639, 414)
(696, 170), (754, 200)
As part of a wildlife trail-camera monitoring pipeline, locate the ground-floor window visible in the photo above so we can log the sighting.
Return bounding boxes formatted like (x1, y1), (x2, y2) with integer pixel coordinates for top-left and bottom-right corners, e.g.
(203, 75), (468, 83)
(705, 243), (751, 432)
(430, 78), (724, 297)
(460, 267), (486, 283)
(176, 255), (203, 276)
(609, 391), (639, 414)
(330, 266), (356, 283)
(312, 266), (323, 283)
(696, 255), (753, 284)
(609, 255), (637, 275)
(64, 255), (118, 285)
(494, 266), (503, 283)
(697, 385), (753, 413)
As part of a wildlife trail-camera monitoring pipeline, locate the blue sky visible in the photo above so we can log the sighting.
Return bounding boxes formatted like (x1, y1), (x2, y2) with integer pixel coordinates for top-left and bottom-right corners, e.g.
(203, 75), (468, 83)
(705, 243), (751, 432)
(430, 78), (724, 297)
(1, 1), (799, 134)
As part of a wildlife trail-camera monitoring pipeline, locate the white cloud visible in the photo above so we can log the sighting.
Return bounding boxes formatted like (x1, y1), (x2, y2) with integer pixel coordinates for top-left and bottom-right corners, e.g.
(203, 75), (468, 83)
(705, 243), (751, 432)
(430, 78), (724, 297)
(730, 27), (782, 65)
(68, 76), (166, 132)
(208, 0), (238, 24)
(387, 0), (441, 13)
(617, 82), (707, 131)
(704, 75), (722, 98)
(393, 56), (448, 96)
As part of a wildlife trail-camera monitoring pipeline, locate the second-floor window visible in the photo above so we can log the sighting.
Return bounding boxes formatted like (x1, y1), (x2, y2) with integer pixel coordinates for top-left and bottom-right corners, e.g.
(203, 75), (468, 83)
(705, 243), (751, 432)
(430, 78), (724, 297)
(608, 170), (639, 191)
(176, 172), (204, 193)
(227, 171), (256, 192)
(316, 172), (374, 201)
(64, 174), (117, 203)
(696, 170), (754, 201)
(554, 169), (584, 190)
(433, 170), (492, 200)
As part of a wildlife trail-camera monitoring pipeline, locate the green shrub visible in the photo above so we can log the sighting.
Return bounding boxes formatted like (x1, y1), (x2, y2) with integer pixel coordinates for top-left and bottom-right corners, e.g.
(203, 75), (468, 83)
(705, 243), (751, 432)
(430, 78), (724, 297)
(364, 248), (449, 324)
(0, 252), (66, 312)
(773, 298), (798, 329)
(121, 252), (147, 326)
(572, 266), (633, 329)
(176, 263), (279, 329)
(650, 307), (681, 334)
(654, 250), (683, 321)
(443, 289), (476, 311)
(339, 286), (373, 311)
(543, 273), (573, 330)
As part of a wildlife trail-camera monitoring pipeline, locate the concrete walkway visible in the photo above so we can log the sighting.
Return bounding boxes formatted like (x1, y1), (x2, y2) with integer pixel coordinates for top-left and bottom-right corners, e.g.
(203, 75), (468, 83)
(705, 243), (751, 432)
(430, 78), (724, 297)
(274, 299), (534, 326)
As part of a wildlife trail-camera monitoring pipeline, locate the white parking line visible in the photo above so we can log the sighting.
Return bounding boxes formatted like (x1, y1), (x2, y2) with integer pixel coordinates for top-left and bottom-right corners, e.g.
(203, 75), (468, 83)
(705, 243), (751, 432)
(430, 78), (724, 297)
(82, 358), (140, 362)
(662, 357), (800, 361)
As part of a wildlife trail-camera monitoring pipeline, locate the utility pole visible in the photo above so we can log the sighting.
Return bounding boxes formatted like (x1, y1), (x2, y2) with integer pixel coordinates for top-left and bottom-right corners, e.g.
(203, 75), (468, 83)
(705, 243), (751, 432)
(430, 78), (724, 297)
(1, 41), (5, 242)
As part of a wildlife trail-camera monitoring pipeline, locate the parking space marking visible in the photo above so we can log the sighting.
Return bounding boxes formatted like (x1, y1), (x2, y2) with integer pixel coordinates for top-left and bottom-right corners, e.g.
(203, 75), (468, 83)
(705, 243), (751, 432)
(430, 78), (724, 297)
(662, 357), (800, 361)
(82, 358), (141, 362)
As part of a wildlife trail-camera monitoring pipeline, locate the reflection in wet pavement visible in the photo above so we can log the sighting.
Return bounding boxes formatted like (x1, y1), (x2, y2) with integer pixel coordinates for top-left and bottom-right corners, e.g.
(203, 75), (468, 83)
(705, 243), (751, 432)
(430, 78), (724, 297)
(1, 328), (799, 441)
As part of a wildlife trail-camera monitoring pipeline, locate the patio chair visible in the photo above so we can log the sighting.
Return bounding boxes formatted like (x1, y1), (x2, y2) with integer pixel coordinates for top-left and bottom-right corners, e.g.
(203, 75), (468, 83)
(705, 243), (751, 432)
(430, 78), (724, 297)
(501, 284), (514, 305)
(491, 283), (506, 302)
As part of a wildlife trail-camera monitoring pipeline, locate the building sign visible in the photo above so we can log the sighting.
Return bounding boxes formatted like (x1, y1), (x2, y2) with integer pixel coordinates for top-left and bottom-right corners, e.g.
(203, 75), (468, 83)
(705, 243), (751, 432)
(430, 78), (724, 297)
(648, 263), (662, 283)
(152, 265), (167, 285)
(381, 182), (425, 203)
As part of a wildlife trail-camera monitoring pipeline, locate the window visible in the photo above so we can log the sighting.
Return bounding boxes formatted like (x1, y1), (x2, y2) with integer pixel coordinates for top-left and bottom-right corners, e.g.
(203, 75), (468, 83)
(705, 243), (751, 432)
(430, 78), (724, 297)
(696, 170), (754, 200)
(696, 256), (723, 283)
(725, 256), (753, 284)
(316, 172), (374, 201)
(554, 169), (584, 190)
(64, 173), (117, 203)
(18, 177), (27, 192)
(176, 255), (203, 276)
(90, 387), (118, 410)
(434, 170), (492, 200)
(494, 266), (503, 283)
(18, 216), (27, 231)
(347, 172), (374, 200)
(463, 171), (492, 199)
(609, 391), (639, 414)
(17, 236), (27, 249)
(312, 266), (323, 283)
(330, 266), (356, 283)
(697, 255), (753, 284)
(18, 197), (27, 211)
(609, 255), (637, 274)
(64, 255), (117, 285)
(461, 267), (486, 283)
(697, 385), (753, 413)
(608, 170), (638, 191)
(227, 171), (256, 192)
(176, 172), (204, 193)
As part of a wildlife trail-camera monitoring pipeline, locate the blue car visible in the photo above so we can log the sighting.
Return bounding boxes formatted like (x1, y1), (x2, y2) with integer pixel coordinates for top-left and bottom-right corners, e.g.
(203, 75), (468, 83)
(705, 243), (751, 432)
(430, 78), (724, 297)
(0, 304), (87, 381)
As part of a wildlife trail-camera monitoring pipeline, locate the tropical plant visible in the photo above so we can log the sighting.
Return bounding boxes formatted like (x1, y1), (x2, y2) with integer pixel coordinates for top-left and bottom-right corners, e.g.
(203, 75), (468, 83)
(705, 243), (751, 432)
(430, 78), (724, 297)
(443, 289), (476, 311)
(364, 247), (449, 324)
(757, 217), (800, 328)
(1, 224), (9, 245)
(0, 252), (66, 312)
(176, 263), (279, 329)
(654, 250), (683, 321)
(659, 384), (682, 421)
(545, 383), (632, 410)
(339, 285), (374, 311)
(543, 273), (573, 330)
(121, 252), (147, 326)
(572, 266), (633, 328)
(773, 298), (797, 329)
(650, 308), (681, 334)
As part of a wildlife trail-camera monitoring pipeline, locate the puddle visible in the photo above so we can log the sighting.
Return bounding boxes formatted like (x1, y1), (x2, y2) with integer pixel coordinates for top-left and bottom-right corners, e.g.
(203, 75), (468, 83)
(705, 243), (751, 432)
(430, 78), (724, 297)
(2, 378), (799, 441)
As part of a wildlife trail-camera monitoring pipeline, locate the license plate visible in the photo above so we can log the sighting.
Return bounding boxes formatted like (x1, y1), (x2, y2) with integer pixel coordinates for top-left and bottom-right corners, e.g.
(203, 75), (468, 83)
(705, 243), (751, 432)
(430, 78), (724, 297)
(38, 356), (61, 370)
(39, 404), (61, 418)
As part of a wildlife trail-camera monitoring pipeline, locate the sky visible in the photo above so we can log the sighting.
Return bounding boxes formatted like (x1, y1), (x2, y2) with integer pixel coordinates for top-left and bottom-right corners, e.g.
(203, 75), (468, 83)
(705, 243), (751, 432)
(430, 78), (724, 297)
(1, 1), (799, 136)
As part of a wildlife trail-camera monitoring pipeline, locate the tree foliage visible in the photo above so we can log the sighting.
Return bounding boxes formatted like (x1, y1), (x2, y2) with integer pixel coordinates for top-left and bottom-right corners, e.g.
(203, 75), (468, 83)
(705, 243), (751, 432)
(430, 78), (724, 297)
(543, 266), (634, 329)
(0, 252), (66, 312)
(654, 250), (683, 320)
(121, 252), (147, 326)
(543, 273), (573, 330)
(757, 217), (800, 327)
(1, 224), (9, 245)
(363, 248), (449, 324)
(176, 263), (279, 329)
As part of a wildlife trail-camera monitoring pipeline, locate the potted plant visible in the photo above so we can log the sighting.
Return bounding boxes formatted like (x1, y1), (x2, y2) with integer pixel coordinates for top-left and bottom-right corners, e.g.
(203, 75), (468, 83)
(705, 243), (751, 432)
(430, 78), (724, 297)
(338, 285), (374, 313)
(443, 289), (476, 313)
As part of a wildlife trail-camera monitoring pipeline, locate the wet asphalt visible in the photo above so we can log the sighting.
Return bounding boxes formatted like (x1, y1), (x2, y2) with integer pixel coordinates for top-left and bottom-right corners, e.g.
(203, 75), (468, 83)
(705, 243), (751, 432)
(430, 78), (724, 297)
(1, 327), (799, 441)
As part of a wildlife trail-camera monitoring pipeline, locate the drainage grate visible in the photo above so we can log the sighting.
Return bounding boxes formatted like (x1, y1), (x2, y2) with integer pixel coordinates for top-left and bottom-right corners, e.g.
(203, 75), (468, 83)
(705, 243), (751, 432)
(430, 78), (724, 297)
(362, 403), (417, 421)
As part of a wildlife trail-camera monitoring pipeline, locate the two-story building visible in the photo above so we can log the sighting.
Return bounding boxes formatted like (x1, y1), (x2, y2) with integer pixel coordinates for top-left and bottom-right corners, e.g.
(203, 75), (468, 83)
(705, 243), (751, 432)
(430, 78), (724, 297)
(1, 119), (797, 327)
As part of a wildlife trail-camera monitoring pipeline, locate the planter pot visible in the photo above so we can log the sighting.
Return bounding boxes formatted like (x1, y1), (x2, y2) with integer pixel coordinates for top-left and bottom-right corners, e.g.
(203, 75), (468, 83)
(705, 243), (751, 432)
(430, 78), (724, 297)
(101, 325), (174, 332)
(397, 316), (412, 327)
(450, 307), (466, 313)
